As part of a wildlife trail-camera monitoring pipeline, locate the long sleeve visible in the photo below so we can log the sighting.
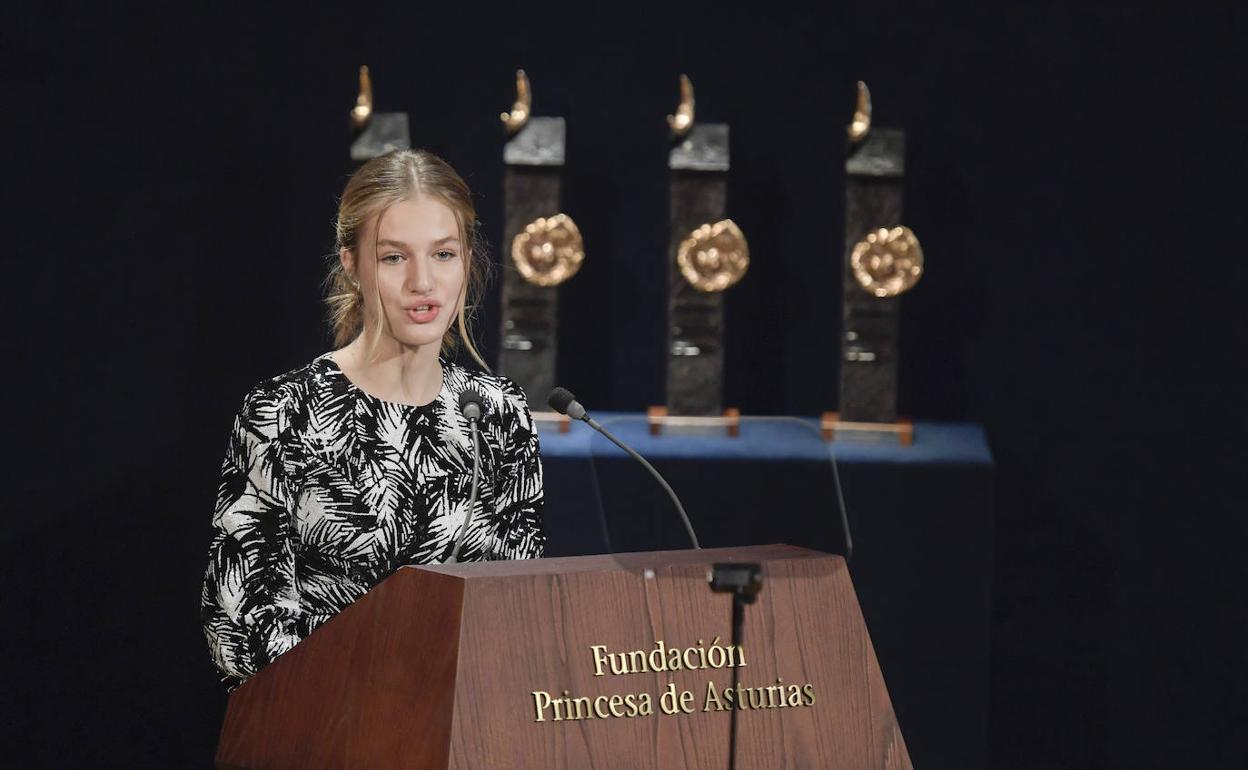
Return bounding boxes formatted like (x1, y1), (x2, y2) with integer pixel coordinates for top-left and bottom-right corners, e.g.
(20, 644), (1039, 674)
(201, 384), (302, 689)
(492, 378), (546, 560)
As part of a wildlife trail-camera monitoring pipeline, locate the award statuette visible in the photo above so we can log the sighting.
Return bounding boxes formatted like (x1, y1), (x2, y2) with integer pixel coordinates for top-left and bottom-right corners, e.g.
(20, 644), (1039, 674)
(824, 82), (922, 444)
(496, 71), (580, 429)
(348, 66), (410, 162)
(650, 75), (745, 436)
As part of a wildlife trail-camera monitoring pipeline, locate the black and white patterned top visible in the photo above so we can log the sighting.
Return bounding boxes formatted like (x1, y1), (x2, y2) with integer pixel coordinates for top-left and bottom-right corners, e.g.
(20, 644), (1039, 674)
(200, 352), (545, 689)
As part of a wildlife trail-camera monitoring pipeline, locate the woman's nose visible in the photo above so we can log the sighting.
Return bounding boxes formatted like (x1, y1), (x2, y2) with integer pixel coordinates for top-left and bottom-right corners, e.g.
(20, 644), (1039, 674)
(406, 256), (434, 294)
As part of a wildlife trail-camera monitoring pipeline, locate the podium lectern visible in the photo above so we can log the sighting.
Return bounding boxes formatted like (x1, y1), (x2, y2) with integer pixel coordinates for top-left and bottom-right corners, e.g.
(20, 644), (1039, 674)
(216, 544), (912, 769)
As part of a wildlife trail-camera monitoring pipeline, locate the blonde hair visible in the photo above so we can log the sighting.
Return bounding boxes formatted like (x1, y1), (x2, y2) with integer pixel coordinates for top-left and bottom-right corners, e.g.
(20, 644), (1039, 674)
(325, 149), (490, 369)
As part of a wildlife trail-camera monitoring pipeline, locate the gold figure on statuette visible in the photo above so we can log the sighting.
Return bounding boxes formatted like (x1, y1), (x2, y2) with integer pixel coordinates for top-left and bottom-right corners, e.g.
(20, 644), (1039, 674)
(351, 65), (373, 129)
(677, 220), (749, 292)
(500, 69), (532, 134)
(848, 80), (871, 143)
(667, 74), (695, 138)
(851, 226), (924, 297)
(512, 214), (584, 287)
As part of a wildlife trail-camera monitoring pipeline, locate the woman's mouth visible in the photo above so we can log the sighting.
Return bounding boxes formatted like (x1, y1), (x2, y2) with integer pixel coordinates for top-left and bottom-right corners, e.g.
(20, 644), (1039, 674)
(405, 303), (440, 323)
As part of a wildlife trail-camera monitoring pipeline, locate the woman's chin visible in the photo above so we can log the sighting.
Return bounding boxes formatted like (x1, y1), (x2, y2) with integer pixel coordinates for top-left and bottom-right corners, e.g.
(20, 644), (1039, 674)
(392, 327), (449, 350)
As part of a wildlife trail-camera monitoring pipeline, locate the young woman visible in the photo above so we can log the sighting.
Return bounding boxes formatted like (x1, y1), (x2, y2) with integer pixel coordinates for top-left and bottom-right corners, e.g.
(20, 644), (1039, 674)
(201, 150), (545, 689)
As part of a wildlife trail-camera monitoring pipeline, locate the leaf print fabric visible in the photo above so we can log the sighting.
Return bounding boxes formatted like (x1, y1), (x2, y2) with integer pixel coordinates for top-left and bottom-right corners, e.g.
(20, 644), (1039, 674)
(201, 353), (545, 689)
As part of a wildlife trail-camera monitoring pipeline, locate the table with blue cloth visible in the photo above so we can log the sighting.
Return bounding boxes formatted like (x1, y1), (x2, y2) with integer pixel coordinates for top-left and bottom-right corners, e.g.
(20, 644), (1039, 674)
(538, 414), (994, 770)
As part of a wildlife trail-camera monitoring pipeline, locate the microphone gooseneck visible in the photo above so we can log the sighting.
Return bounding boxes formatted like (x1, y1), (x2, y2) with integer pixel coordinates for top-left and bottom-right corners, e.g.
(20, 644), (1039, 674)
(448, 389), (486, 564)
(548, 387), (701, 550)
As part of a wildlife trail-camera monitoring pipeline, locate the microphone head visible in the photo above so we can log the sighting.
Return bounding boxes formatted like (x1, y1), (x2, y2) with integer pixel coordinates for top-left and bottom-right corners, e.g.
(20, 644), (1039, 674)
(458, 388), (485, 421)
(547, 386), (587, 420)
(547, 387), (575, 414)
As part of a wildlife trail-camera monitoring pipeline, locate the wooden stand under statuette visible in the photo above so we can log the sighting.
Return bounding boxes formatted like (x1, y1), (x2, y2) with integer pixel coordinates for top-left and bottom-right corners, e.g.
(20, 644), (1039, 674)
(348, 66), (410, 162)
(497, 71), (579, 433)
(653, 76), (746, 437)
(826, 82), (922, 444)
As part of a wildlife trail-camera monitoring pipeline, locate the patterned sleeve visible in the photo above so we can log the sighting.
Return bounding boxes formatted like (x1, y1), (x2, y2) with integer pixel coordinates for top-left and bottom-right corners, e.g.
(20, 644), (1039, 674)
(492, 378), (546, 560)
(201, 384), (302, 689)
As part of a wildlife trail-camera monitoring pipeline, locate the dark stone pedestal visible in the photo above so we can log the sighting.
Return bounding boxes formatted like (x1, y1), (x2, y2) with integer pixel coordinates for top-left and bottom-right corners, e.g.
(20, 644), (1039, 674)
(666, 123), (729, 416)
(840, 128), (905, 423)
(497, 117), (565, 406)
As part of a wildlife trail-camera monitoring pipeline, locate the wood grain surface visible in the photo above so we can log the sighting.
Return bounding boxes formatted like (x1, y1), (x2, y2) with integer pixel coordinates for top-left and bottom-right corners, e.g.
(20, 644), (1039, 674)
(215, 569), (465, 769)
(216, 545), (911, 769)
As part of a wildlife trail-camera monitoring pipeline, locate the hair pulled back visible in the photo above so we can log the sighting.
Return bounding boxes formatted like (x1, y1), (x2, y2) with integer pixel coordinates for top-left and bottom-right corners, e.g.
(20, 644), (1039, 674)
(325, 149), (489, 368)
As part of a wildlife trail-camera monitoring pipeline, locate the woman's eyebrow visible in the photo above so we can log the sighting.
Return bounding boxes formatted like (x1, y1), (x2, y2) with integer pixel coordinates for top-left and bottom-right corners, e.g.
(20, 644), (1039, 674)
(376, 236), (459, 249)
(376, 239), (412, 250)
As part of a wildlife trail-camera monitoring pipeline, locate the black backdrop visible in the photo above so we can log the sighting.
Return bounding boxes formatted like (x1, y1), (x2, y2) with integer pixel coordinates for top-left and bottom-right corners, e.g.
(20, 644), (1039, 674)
(3, 2), (1245, 768)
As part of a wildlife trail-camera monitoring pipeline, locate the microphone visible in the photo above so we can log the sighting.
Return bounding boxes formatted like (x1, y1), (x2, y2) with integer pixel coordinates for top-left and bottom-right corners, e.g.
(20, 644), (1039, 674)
(447, 389), (486, 564)
(547, 387), (586, 420)
(458, 388), (484, 421)
(548, 387), (701, 550)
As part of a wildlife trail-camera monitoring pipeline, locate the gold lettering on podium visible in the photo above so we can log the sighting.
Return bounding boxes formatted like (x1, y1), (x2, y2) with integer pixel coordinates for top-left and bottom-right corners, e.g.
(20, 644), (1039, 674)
(590, 638), (746, 677)
(532, 689), (653, 722)
(532, 636), (815, 723)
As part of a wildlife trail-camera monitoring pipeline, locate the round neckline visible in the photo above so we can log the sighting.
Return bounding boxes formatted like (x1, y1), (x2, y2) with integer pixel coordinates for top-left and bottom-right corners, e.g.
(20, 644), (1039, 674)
(322, 351), (449, 411)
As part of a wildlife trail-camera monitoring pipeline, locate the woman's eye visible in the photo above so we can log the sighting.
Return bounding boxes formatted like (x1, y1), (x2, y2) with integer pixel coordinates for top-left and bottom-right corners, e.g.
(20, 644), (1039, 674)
(380, 253), (404, 264)
(434, 250), (458, 261)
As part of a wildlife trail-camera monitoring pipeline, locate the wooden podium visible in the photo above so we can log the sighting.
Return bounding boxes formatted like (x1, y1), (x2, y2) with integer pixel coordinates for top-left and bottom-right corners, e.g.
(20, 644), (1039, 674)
(216, 545), (912, 769)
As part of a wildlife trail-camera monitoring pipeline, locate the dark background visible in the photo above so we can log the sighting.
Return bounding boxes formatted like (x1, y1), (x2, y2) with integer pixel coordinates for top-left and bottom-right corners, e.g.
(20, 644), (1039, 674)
(3, 2), (1245, 767)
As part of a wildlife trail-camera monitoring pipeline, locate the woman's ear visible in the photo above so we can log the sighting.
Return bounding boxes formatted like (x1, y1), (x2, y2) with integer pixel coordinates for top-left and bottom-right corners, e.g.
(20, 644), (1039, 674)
(339, 248), (356, 282)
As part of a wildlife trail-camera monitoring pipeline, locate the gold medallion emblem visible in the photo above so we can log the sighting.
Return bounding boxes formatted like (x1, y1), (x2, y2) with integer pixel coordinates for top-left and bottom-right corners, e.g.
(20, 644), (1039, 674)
(850, 226), (924, 297)
(511, 214), (584, 287)
(677, 219), (749, 292)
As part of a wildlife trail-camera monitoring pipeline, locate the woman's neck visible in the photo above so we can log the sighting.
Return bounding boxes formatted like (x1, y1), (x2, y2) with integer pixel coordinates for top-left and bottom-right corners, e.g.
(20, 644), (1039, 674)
(335, 335), (444, 407)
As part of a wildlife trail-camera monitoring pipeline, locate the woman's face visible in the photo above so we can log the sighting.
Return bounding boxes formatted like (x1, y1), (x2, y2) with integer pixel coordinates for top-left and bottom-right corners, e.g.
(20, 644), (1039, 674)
(343, 195), (467, 352)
